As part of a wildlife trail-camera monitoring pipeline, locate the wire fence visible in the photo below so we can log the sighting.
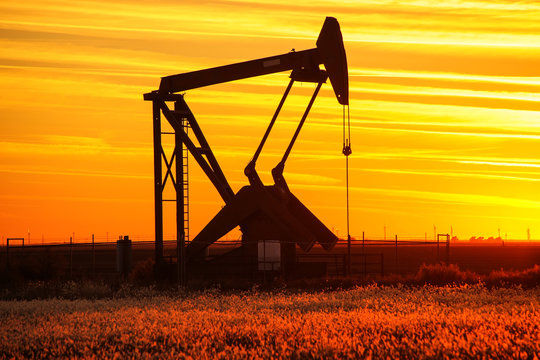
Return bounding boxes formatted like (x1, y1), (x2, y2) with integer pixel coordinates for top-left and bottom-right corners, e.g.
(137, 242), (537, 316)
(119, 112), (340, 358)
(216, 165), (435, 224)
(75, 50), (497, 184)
(1, 234), (539, 281)
(1, 233), (537, 247)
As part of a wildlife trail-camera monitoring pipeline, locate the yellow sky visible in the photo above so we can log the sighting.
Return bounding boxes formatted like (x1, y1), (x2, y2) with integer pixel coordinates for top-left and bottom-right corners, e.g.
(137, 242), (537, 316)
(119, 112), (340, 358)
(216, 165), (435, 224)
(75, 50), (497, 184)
(1, 0), (540, 243)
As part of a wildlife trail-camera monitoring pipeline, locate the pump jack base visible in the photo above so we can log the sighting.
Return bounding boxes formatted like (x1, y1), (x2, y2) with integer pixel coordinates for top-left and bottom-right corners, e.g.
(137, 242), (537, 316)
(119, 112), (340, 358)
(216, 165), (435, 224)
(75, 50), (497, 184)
(186, 184), (338, 277)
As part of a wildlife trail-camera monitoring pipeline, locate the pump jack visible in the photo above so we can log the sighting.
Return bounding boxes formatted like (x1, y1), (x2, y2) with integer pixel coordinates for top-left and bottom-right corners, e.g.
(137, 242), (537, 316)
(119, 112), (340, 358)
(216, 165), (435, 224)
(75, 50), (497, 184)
(144, 17), (348, 280)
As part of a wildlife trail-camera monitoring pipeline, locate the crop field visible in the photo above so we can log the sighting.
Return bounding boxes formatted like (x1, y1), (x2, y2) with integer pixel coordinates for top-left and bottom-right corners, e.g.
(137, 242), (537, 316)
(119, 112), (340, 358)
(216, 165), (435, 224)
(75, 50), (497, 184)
(1, 285), (539, 359)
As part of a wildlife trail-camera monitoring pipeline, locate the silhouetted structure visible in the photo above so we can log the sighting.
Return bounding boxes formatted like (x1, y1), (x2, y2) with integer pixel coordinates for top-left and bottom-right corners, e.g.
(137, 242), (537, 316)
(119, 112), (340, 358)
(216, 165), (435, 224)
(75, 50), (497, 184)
(144, 17), (349, 282)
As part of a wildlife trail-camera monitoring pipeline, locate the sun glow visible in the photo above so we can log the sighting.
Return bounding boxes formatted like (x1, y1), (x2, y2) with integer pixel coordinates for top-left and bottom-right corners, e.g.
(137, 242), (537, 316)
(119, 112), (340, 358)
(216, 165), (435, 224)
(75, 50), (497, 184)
(1, 0), (539, 241)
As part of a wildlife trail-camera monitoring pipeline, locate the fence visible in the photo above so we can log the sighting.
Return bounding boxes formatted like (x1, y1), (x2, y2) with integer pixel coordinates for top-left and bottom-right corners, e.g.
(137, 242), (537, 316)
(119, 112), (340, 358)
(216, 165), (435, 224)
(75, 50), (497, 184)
(1, 239), (384, 280)
(2, 235), (538, 280)
(328, 234), (449, 275)
(1, 239), (165, 280)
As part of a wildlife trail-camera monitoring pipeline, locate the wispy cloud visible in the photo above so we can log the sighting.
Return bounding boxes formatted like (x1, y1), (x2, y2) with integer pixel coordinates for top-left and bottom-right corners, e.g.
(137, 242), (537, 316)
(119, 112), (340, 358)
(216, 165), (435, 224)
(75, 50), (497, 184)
(0, 136), (149, 156)
(297, 183), (540, 210)
(0, 193), (152, 204)
(354, 123), (540, 140)
(351, 68), (540, 87)
(361, 168), (540, 183)
(350, 149), (540, 169)
(458, 160), (540, 169)
(0, 167), (151, 180)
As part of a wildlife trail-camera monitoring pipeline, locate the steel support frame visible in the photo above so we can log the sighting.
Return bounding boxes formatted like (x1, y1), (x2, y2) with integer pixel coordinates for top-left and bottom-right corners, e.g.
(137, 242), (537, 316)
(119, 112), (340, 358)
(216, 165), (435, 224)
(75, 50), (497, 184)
(152, 100), (164, 272)
(147, 91), (234, 284)
(151, 94), (187, 283)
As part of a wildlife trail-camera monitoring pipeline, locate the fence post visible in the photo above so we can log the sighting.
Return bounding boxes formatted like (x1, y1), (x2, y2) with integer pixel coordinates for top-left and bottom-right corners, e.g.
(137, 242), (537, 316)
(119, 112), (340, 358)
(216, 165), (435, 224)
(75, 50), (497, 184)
(92, 234), (95, 277)
(347, 234), (351, 276)
(446, 236), (450, 263)
(5, 238), (24, 270)
(70, 236), (73, 279)
(362, 232), (366, 276)
(395, 235), (398, 274)
(263, 238), (266, 283)
(363, 254), (367, 277)
(437, 234), (440, 262)
(380, 253), (384, 277)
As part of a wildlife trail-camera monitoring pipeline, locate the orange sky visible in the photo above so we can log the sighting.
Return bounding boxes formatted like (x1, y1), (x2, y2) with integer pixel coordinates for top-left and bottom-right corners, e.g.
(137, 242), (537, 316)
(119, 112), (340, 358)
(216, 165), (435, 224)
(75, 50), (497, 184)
(1, 0), (540, 243)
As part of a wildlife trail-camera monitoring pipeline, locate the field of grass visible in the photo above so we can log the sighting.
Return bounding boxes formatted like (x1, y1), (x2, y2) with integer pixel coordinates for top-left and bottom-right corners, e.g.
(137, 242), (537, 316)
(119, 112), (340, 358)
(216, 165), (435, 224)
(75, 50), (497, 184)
(1, 285), (539, 358)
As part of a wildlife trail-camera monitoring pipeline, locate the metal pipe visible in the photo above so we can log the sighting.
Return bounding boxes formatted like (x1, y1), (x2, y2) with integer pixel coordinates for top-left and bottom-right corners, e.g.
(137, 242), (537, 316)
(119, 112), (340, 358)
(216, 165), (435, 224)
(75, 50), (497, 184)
(245, 78), (294, 186)
(153, 100), (164, 270)
(272, 81), (324, 184)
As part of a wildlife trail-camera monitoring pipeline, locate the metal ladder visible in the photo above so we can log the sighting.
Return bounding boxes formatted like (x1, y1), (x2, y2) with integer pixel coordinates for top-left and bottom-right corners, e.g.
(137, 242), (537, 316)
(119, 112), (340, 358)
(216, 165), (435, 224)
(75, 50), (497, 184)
(182, 118), (190, 244)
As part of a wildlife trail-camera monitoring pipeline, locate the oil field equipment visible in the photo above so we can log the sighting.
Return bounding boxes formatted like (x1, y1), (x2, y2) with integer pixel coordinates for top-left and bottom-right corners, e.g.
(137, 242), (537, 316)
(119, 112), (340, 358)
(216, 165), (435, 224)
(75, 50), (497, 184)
(144, 17), (350, 282)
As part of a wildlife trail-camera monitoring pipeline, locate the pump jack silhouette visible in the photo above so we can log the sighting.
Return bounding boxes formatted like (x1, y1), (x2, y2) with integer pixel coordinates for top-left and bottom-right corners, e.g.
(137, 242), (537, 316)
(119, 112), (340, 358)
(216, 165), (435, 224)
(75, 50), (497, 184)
(144, 17), (349, 280)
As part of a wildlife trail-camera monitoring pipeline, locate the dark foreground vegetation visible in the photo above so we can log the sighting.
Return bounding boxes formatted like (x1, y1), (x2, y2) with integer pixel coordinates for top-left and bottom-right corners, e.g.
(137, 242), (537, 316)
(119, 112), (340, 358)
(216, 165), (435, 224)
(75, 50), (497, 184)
(2, 261), (539, 358)
(1, 262), (539, 300)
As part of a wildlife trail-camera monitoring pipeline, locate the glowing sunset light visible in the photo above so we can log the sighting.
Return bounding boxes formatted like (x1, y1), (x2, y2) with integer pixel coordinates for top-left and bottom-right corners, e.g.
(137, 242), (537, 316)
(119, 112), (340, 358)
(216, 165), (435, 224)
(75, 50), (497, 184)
(352, 69), (540, 87)
(1, 0), (539, 243)
(351, 83), (540, 104)
(458, 160), (540, 169)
